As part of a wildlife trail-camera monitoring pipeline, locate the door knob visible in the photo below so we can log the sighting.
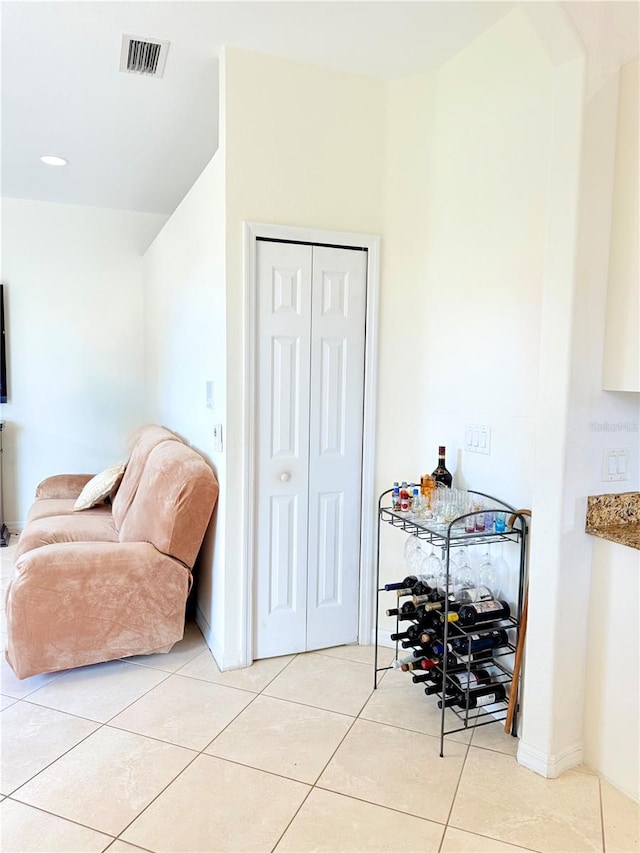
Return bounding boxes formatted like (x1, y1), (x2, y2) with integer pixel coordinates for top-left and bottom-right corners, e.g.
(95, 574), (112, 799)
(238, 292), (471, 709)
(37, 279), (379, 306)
(280, 472), (291, 482)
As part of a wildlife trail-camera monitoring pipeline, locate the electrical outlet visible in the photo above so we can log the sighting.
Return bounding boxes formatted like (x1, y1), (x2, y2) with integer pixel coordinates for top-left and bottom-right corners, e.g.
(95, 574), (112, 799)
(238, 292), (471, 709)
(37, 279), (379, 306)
(213, 424), (223, 453)
(464, 424), (491, 455)
(601, 447), (628, 481)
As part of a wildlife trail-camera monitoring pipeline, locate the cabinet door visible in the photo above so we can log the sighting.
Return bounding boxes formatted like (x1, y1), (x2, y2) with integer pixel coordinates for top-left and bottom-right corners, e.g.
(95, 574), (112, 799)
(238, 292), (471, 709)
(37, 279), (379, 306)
(254, 240), (312, 658)
(306, 246), (367, 651)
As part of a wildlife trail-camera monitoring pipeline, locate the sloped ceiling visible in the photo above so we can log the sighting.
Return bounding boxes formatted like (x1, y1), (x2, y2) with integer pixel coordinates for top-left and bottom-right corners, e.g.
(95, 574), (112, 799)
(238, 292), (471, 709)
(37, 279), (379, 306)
(1, 1), (637, 215)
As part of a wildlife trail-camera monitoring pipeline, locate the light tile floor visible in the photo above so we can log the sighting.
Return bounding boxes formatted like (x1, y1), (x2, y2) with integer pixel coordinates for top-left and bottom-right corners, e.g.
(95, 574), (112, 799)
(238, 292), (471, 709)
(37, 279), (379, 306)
(1, 542), (638, 853)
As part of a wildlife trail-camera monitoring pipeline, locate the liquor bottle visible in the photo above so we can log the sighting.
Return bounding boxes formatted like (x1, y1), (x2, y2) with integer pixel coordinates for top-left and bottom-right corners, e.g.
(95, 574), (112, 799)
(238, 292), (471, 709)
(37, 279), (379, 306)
(449, 629), (509, 656)
(431, 446), (453, 488)
(392, 482), (401, 511)
(455, 599), (511, 626)
(411, 487), (422, 515)
(438, 682), (506, 709)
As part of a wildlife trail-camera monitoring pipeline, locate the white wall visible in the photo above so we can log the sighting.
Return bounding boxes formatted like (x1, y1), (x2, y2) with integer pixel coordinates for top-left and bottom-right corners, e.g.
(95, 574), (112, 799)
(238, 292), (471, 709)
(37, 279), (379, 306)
(0, 198), (166, 526)
(142, 152), (226, 643)
(221, 47), (385, 666)
(377, 9), (554, 641)
(584, 538), (639, 801)
(570, 60), (639, 801)
(381, 9), (552, 507)
(603, 59), (639, 393)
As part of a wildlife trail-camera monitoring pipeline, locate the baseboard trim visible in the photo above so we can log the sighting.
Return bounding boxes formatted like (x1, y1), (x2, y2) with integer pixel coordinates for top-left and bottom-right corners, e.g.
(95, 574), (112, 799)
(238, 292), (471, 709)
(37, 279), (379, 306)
(371, 627), (395, 649)
(194, 605), (246, 672)
(517, 739), (583, 778)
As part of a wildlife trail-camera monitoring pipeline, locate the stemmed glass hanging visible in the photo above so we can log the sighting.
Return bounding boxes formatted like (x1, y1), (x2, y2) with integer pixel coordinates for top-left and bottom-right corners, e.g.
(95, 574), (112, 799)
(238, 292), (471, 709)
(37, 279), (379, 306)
(477, 545), (501, 599)
(421, 543), (442, 590)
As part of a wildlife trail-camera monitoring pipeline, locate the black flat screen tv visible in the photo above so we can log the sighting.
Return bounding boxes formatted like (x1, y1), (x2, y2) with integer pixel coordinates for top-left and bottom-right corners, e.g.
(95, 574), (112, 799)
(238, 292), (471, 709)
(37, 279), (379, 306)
(0, 285), (7, 403)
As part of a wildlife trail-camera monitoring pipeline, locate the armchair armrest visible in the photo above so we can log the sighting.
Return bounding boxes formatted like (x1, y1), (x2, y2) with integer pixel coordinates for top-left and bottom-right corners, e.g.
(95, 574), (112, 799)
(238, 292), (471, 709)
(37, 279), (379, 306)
(35, 474), (95, 500)
(5, 541), (192, 679)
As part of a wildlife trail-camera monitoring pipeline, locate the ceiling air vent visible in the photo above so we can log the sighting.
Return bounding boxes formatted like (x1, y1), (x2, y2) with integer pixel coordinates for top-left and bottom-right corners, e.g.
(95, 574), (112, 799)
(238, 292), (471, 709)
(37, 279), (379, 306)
(120, 34), (170, 78)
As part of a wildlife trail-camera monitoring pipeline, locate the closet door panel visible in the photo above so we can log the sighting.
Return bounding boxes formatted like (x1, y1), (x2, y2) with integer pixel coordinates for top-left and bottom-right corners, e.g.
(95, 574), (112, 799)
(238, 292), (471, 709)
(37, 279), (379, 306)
(254, 241), (312, 658)
(306, 246), (367, 650)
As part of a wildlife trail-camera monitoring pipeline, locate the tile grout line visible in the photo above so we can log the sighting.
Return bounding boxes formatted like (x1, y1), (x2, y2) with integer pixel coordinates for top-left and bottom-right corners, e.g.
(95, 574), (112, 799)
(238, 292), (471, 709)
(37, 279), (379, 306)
(599, 777), (607, 853)
(438, 724), (473, 853)
(3, 794), (118, 845)
(267, 673), (375, 852)
(111, 650), (303, 846)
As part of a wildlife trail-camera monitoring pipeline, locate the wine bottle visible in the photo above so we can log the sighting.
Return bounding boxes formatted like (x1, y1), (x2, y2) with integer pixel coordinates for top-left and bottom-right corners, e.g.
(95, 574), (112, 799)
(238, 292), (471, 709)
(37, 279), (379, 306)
(400, 658), (432, 672)
(416, 652), (457, 671)
(416, 630), (438, 648)
(453, 586), (494, 604)
(438, 682), (506, 710)
(449, 629), (509, 656)
(431, 446), (453, 488)
(384, 581), (408, 592)
(412, 671), (434, 683)
(456, 599), (511, 626)
(391, 653), (416, 669)
(426, 667), (492, 697)
(390, 623), (425, 643)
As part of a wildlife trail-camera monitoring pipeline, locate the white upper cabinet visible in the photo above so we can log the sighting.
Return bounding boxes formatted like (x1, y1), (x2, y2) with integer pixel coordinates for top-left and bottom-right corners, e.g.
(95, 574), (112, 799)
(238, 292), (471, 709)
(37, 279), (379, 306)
(603, 60), (639, 392)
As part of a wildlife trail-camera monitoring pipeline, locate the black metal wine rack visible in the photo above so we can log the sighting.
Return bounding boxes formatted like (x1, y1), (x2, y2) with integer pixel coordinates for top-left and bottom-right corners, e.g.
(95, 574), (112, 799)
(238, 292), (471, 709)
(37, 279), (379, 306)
(373, 487), (529, 757)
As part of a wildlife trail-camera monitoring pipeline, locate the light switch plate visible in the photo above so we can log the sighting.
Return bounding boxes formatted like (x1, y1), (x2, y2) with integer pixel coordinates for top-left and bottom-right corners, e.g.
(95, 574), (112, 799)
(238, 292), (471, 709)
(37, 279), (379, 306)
(206, 381), (214, 410)
(601, 447), (628, 481)
(465, 424), (491, 455)
(213, 424), (223, 453)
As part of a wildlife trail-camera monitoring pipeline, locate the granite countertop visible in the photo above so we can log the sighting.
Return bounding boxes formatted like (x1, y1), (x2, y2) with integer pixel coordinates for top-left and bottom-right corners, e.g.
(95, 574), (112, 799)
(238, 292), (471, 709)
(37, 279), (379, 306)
(585, 492), (640, 551)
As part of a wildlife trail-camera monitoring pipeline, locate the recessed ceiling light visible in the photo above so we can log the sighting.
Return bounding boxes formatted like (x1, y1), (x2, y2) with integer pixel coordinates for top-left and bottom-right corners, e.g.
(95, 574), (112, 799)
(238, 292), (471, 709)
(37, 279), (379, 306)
(40, 155), (68, 166)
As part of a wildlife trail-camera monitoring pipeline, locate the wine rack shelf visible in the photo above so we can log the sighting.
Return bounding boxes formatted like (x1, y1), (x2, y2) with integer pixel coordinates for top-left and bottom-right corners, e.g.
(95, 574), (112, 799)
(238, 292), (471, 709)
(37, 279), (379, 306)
(373, 488), (529, 757)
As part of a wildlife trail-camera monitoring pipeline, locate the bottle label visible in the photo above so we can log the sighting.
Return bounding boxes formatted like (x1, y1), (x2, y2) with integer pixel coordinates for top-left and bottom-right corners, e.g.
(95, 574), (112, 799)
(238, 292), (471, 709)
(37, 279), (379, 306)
(473, 600), (503, 614)
(455, 672), (479, 688)
(475, 692), (500, 707)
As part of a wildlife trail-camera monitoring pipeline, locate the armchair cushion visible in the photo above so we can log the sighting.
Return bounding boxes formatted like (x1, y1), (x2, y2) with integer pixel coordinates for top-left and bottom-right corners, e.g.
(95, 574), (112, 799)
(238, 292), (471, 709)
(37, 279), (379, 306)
(35, 473), (95, 500)
(5, 541), (191, 679)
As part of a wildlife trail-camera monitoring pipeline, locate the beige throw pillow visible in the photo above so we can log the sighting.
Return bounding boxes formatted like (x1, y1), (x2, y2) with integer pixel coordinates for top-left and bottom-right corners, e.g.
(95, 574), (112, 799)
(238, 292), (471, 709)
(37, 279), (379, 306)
(73, 463), (126, 511)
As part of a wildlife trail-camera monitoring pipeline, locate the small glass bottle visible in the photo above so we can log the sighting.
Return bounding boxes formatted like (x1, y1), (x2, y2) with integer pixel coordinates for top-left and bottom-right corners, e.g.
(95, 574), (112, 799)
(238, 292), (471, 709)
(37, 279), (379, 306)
(392, 482), (401, 512)
(400, 482), (410, 513)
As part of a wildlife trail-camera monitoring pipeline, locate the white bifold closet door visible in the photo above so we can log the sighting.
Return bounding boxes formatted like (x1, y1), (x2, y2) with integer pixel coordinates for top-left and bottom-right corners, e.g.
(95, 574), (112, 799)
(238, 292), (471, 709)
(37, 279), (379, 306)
(255, 239), (367, 658)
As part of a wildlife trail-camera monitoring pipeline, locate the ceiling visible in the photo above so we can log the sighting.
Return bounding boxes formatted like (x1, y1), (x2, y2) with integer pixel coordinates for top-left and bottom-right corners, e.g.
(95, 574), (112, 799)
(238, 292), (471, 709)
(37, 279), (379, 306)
(1, 1), (637, 216)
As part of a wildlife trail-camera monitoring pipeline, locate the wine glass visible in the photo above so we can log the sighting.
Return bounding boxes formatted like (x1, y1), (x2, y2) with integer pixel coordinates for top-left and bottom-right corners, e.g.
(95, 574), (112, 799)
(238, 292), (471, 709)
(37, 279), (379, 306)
(403, 534), (420, 564)
(406, 539), (426, 574)
(421, 544), (442, 589)
(477, 546), (501, 599)
(453, 547), (477, 598)
(490, 544), (510, 596)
